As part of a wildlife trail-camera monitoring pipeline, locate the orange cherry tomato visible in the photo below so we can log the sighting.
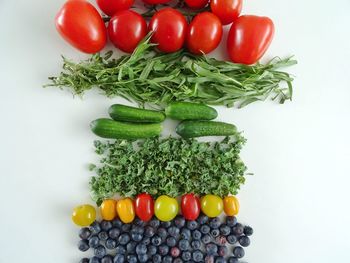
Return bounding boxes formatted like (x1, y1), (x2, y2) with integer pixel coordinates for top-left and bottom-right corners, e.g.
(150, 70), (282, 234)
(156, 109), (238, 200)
(100, 199), (117, 221)
(116, 198), (135, 223)
(223, 196), (240, 216)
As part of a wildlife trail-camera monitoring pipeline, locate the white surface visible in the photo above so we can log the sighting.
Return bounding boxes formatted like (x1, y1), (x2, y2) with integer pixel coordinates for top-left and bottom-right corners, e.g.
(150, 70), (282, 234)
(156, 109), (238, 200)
(0, 0), (350, 262)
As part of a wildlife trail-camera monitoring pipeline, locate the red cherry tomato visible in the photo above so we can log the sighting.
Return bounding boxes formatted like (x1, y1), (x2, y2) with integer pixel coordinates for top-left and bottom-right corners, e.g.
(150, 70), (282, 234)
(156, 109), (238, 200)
(108, 10), (147, 53)
(185, 0), (209, 9)
(186, 12), (222, 54)
(142, 0), (171, 4)
(227, 15), (275, 64)
(135, 193), (154, 222)
(148, 8), (188, 53)
(210, 0), (242, 25)
(55, 0), (107, 53)
(96, 0), (134, 16)
(181, 193), (200, 220)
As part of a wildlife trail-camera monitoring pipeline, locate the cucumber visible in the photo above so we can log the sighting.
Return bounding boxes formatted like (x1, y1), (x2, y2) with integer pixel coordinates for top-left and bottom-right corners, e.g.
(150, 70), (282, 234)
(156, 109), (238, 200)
(165, 102), (218, 120)
(109, 104), (165, 123)
(176, 121), (237, 138)
(91, 118), (162, 139)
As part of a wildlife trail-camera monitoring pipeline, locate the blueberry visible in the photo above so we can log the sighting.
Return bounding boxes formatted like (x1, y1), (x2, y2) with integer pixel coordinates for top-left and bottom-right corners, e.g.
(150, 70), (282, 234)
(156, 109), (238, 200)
(90, 221), (101, 235)
(167, 236), (177, 247)
(79, 228), (92, 240)
(149, 218), (161, 229)
(225, 217), (237, 227)
(101, 220), (113, 231)
(78, 240), (90, 252)
(168, 226), (180, 238)
(181, 251), (191, 261)
(205, 243), (218, 255)
(148, 245), (157, 255)
(192, 230), (201, 240)
(170, 247), (180, 257)
(179, 239), (190, 251)
(108, 228), (120, 240)
(115, 245), (126, 254)
(227, 235), (237, 245)
(211, 229), (220, 238)
(101, 255), (113, 263)
(95, 245), (106, 258)
(80, 258), (89, 263)
(163, 255), (173, 263)
(157, 227), (168, 239)
(180, 228), (191, 240)
(136, 243), (148, 255)
(132, 225), (144, 234)
(187, 221), (198, 230)
(191, 240), (201, 250)
(89, 236), (100, 248)
(126, 241), (137, 253)
(151, 235), (162, 246)
(145, 226), (156, 237)
(98, 231), (109, 241)
(141, 237), (151, 245)
(218, 246), (228, 257)
(200, 225), (210, 234)
(138, 253), (148, 263)
(113, 254), (125, 263)
(233, 246), (245, 258)
(215, 236), (227, 245)
(153, 254), (162, 263)
(161, 221), (172, 228)
(192, 250), (204, 262)
(121, 224), (131, 232)
(112, 219), (122, 228)
(209, 218), (221, 229)
(238, 236), (250, 247)
(232, 224), (244, 236)
(127, 255), (137, 263)
(118, 233), (130, 245)
(197, 214), (209, 225)
(134, 218), (145, 227)
(174, 216), (186, 228)
(131, 232), (143, 242)
(214, 256), (225, 263)
(227, 257), (239, 263)
(243, 226), (253, 236)
(204, 255), (214, 263)
(105, 238), (117, 250)
(159, 244), (170, 256)
(89, 256), (101, 263)
(201, 234), (211, 244)
(219, 224), (231, 236)
(174, 258), (184, 263)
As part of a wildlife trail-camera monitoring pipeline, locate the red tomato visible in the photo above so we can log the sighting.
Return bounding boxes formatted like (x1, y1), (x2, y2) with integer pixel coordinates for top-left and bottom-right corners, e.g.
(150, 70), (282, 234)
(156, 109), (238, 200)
(210, 0), (242, 25)
(97, 0), (134, 16)
(181, 193), (200, 220)
(185, 0), (209, 9)
(227, 15), (275, 64)
(134, 193), (154, 222)
(142, 0), (171, 4)
(186, 12), (222, 54)
(148, 8), (188, 53)
(55, 0), (107, 53)
(108, 10), (147, 53)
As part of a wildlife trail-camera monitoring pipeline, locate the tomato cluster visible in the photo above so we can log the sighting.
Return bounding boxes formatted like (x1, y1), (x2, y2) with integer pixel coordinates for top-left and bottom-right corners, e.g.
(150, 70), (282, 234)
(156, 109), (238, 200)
(55, 0), (275, 64)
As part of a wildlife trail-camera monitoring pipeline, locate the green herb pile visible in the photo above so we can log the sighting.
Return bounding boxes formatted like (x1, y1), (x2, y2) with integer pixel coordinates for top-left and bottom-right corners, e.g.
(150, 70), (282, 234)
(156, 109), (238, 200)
(47, 34), (296, 108)
(90, 136), (248, 204)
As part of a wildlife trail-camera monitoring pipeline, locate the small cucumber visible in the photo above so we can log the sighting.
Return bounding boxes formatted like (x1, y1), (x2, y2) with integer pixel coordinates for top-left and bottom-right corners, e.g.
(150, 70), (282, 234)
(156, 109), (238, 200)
(109, 104), (165, 123)
(90, 118), (162, 139)
(176, 121), (237, 138)
(165, 102), (218, 120)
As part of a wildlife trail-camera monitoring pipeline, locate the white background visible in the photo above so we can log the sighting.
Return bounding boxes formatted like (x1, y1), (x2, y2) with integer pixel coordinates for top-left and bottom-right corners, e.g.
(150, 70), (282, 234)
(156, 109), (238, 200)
(0, 0), (350, 262)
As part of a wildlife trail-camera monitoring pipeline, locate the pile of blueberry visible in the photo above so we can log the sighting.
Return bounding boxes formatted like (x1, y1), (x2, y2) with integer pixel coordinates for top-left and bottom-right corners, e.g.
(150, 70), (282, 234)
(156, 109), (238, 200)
(78, 214), (253, 263)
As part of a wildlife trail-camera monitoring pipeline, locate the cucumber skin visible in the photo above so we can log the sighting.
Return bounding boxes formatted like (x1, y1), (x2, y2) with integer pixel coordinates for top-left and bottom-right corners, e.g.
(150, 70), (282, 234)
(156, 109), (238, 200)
(91, 118), (162, 139)
(109, 104), (165, 123)
(165, 102), (218, 121)
(176, 121), (237, 138)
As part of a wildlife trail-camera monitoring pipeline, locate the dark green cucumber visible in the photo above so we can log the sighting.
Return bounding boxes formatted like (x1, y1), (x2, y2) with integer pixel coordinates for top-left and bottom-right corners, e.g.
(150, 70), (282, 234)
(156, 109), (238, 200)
(91, 118), (162, 139)
(176, 121), (237, 138)
(165, 102), (218, 120)
(109, 104), (165, 123)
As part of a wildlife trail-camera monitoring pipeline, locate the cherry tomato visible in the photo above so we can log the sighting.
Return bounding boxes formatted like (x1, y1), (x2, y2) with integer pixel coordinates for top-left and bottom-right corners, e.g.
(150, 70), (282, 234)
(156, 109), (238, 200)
(181, 193), (200, 220)
(108, 10), (147, 53)
(72, 204), (96, 227)
(116, 198), (135, 223)
(96, 0), (134, 16)
(55, 0), (107, 53)
(185, 0), (209, 9)
(200, 195), (223, 218)
(154, 195), (179, 222)
(186, 12), (222, 54)
(210, 0), (242, 25)
(135, 193), (154, 222)
(227, 15), (275, 64)
(148, 8), (188, 53)
(100, 199), (117, 221)
(223, 196), (240, 216)
(142, 0), (171, 5)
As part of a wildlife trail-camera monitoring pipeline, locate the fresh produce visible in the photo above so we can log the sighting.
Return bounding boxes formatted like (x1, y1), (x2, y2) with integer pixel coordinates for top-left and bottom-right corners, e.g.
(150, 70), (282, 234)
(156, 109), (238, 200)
(109, 104), (165, 123)
(223, 196), (240, 216)
(201, 195), (224, 217)
(210, 0), (242, 25)
(72, 204), (96, 227)
(100, 199), (117, 221)
(227, 15), (275, 64)
(116, 198), (135, 223)
(90, 118), (162, 139)
(47, 34), (296, 107)
(142, 0), (171, 4)
(149, 8), (188, 53)
(135, 193), (154, 222)
(89, 136), (247, 203)
(108, 10), (147, 53)
(154, 195), (179, 221)
(165, 102), (217, 120)
(181, 194), (201, 220)
(55, 0), (107, 53)
(96, 0), (134, 16)
(186, 12), (223, 55)
(185, 0), (209, 9)
(176, 120), (237, 138)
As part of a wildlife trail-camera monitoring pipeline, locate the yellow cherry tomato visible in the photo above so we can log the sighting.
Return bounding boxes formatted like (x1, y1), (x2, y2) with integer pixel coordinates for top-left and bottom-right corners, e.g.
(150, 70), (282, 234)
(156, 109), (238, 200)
(154, 195), (179, 222)
(223, 196), (240, 216)
(72, 204), (96, 227)
(200, 195), (223, 218)
(101, 199), (117, 221)
(116, 198), (135, 223)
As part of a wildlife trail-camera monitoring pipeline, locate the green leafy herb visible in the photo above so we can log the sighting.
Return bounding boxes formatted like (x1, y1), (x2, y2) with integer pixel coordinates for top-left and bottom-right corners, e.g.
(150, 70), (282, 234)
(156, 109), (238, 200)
(89, 136), (248, 204)
(46, 34), (297, 108)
